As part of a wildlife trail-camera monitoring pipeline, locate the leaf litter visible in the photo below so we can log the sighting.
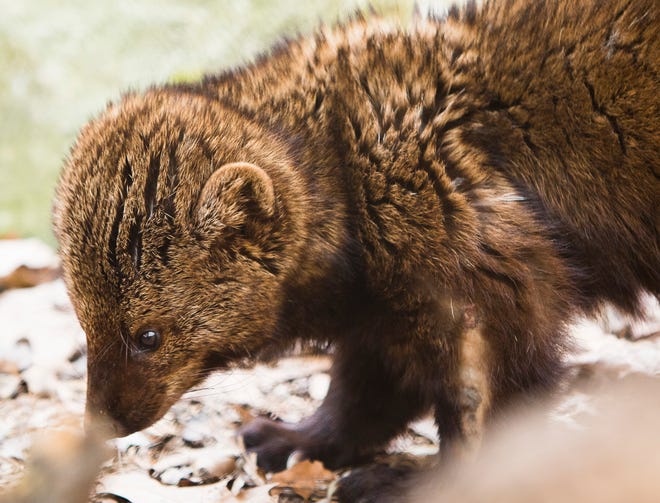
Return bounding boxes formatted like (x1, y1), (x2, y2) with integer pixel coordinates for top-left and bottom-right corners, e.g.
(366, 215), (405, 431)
(1, 238), (659, 502)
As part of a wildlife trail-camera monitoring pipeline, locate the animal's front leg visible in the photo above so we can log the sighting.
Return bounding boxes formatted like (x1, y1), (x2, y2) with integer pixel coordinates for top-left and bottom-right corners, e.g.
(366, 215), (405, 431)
(240, 341), (429, 472)
(335, 305), (492, 503)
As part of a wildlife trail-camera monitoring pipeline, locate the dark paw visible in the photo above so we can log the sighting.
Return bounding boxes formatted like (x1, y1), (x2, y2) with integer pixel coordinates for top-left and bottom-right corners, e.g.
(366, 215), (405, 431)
(240, 417), (304, 472)
(335, 464), (413, 503)
(240, 416), (365, 472)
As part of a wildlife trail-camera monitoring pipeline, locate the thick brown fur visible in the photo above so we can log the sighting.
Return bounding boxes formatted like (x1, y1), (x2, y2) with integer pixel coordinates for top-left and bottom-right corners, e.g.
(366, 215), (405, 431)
(53, 0), (658, 499)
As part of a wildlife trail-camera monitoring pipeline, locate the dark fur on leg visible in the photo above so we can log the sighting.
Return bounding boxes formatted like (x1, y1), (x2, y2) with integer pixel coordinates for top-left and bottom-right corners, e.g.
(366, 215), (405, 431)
(335, 464), (416, 503)
(241, 338), (431, 471)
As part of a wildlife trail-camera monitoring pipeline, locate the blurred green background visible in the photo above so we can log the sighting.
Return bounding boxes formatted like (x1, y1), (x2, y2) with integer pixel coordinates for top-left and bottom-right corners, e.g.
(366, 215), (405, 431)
(0, 0), (452, 244)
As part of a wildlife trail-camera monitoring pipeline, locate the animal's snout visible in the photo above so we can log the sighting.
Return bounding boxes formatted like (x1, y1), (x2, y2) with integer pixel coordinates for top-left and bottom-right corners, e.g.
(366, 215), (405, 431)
(84, 405), (126, 439)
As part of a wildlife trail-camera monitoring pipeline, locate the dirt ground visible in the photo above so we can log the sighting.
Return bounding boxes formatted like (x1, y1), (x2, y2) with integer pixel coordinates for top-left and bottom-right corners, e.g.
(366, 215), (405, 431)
(1, 238), (659, 502)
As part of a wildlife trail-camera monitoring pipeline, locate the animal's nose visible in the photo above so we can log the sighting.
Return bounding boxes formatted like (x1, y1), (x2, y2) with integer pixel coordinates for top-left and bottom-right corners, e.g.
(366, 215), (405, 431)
(84, 406), (123, 439)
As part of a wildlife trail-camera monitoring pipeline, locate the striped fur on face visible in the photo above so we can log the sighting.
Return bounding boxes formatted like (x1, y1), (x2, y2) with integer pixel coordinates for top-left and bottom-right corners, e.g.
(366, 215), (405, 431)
(54, 91), (297, 432)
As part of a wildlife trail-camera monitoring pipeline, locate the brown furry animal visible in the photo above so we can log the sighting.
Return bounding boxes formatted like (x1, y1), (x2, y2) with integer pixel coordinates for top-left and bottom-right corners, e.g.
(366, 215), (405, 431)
(53, 0), (659, 499)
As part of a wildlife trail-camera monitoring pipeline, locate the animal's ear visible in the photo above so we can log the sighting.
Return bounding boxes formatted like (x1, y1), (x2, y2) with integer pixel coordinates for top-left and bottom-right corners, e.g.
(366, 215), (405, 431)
(195, 162), (276, 238)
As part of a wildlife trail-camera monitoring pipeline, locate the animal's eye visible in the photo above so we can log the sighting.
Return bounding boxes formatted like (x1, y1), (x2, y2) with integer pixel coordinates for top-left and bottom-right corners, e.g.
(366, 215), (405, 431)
(137, 330), (161, 351)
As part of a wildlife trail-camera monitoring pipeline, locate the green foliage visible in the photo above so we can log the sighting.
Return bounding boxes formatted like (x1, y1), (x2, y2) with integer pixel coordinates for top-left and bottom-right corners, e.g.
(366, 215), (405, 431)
(0, 0), (442, 243)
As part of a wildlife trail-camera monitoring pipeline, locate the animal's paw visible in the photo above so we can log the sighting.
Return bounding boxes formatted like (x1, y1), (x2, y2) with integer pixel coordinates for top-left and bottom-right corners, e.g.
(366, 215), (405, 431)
(239, 417), (305, 472)
(335, 464), (414, 503)
(240, 416), (364, 472)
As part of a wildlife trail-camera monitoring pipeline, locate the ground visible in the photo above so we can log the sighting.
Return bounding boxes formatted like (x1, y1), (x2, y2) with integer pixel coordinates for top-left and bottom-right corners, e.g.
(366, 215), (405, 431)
(0, 238), (658, 502)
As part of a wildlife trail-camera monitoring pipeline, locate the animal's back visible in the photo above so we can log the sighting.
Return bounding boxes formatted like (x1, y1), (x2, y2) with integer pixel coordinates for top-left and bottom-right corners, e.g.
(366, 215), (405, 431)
(208, 0), (659, 312)
(460, 0), (660, 310)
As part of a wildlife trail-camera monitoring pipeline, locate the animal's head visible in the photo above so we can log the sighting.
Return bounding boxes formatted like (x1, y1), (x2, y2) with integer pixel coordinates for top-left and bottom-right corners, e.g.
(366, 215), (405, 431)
(54, 90), (301, 435)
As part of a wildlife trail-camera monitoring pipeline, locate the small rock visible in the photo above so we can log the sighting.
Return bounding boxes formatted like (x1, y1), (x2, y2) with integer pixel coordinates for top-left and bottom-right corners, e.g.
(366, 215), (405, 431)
(282, 379), (308, 398)
(0, 374), (24, 399)
(20, 366), (57, 398)
(57, 347), (87, 380)
(408, 416), (439, 443)
(272, 383), (293, 399)
(207, 456), (236, 479)
(228, 474), (247, 495)
(67, 346), (86, 363)
(157, 465), (194, 486)
(308, 373), (330, 401)
(182, 417), (212, 448)
(114, 431), (153, 452)
(0, 434), (31, 461)
(2, 338), (33, 372)
(193, 451), (237, 480)
(151, 452), (193, 474)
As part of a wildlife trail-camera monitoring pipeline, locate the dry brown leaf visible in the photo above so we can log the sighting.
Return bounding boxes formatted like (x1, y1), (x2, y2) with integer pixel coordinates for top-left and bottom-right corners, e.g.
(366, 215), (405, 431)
(270, 460), (336, 500)
(202, 454), (237, 479)
(0, 265), (61, 292)
(233, 404), (257, 425)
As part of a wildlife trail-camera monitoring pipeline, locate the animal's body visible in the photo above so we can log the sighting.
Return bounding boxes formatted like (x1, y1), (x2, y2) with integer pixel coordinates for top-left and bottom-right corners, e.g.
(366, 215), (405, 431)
(54, 0), (658, 499)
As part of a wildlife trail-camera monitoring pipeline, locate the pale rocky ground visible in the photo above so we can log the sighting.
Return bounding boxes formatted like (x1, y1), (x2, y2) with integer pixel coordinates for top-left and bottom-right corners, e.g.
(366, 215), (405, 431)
(0, 238), (658, 502)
